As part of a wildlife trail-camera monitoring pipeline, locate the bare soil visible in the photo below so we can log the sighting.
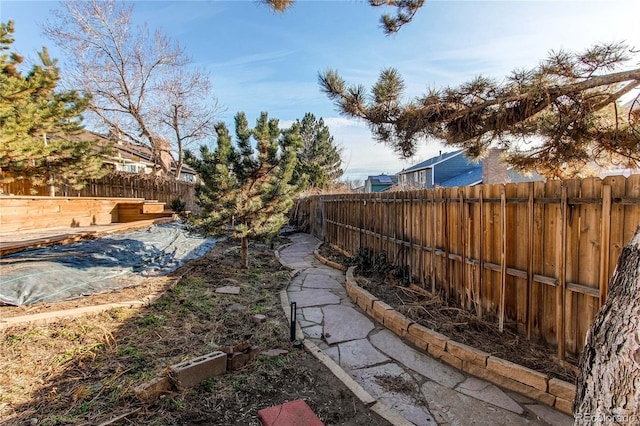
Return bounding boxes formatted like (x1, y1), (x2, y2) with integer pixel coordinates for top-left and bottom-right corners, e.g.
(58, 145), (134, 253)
(0, 239), (387, 425)
(318, 244), (578, 384)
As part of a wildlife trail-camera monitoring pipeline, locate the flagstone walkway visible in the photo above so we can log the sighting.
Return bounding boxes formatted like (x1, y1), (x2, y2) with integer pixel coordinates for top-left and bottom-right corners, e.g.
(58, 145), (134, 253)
(279, 233), (574, 426)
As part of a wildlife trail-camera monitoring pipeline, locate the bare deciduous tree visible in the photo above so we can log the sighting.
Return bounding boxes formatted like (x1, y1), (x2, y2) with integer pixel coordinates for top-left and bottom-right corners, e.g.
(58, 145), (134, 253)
(155, 69), (223, 179)
(43, 0), (219, 177)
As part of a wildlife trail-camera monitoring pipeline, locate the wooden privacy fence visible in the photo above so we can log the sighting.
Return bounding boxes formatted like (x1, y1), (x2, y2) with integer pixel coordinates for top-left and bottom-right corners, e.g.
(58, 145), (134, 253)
(292, 175), (640, 360)
(1, 173), (198, 213)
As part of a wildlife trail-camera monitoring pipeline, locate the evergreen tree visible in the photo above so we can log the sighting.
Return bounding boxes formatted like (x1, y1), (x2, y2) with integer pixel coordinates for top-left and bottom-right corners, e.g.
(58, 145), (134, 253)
(0, 21), (107, 195)
(293, 113), (343, 190)
(319, 44), (640, 178)
(186, 112), (305, 268)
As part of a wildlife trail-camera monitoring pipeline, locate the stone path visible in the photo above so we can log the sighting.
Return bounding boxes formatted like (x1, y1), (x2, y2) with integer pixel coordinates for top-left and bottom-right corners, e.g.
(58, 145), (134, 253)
(280, 233), (575, 426)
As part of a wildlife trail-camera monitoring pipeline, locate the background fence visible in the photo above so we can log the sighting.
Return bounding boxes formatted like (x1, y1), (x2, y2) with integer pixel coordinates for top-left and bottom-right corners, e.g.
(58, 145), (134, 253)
(292, 175), (640, 360)
(1, 172), (198, 213)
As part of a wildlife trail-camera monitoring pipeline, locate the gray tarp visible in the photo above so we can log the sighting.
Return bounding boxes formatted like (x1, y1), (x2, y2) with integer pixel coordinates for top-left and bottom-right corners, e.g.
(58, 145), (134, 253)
(0, 223), (216, 306)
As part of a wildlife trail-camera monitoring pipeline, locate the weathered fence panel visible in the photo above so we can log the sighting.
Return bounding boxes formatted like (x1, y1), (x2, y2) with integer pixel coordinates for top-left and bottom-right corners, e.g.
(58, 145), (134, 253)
(1, 173), (198, 213)
(292, 176), (640, 359)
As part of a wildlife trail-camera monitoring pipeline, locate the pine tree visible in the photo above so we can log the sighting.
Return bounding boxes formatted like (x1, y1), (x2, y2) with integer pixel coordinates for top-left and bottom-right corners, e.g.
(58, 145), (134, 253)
(319, 44), (640, 178)
(0, 21), (108, 195)
(293, 113), (343, 190)
(186, 112), (305, 268)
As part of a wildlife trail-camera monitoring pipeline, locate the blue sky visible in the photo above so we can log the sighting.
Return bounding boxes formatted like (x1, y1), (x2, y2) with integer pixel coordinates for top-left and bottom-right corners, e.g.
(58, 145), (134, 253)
(2, 0), (639, 181)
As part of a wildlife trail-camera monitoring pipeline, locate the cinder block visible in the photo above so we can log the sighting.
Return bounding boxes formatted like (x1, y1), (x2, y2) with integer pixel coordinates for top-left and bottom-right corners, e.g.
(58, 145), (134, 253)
(383, 310), (413, 337)
(463, 361), (556, 406)
(170, 351), (227, 389)
(408, 323), (448, 350)
(548, 378), (576, 401)
(372, 300), (393, 325)
(554, 396), (573, 415)
(134, 376), (172, 402)
(446, 340), (489, 367)
(487, 356), (548, 391)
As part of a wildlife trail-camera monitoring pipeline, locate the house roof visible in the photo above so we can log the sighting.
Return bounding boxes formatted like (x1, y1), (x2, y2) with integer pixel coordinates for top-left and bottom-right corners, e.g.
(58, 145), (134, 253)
(439, 167), (483, 187)
(399, 150), (463, 174)
(368, 175), (398, 186)
(73, 130), (197, 175)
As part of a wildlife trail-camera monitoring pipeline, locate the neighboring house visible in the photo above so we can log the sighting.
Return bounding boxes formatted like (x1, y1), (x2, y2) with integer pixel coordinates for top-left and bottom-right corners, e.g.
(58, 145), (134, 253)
(365, 174), (398, 193)
(397, 150), (482, 189)
(74, 130), (198, 183)
(397, 149), (543, 189)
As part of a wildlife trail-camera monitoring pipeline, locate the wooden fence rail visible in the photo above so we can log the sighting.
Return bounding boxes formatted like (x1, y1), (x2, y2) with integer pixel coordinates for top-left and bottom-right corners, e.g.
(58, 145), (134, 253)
(292, 175), (640, 360)
(1, 173), (198, 213)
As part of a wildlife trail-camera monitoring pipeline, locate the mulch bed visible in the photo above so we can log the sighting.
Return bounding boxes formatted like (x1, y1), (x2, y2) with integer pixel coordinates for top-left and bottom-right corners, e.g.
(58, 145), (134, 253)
(321, 244), (578, 384)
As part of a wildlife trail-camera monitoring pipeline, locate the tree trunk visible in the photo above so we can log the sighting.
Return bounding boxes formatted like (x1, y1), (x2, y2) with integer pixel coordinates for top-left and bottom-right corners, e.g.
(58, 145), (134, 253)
(574, 226), (640, 425)
(240, 236), (249, 269)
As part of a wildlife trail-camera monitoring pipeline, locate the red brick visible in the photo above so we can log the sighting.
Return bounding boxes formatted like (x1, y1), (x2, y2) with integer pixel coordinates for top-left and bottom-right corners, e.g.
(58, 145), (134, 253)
(258, 399), (324, 426)
(170, 351), (227, 389)
(228, 352), (250, 371)
(233, 341), (252, 353)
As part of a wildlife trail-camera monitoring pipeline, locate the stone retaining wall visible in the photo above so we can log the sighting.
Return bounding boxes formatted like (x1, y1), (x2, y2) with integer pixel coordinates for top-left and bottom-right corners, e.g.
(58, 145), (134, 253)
(343, 264), (576, 415)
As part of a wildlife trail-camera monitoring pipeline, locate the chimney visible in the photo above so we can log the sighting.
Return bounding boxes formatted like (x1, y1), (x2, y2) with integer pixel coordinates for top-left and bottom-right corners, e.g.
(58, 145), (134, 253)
(482, 148), (509, 184)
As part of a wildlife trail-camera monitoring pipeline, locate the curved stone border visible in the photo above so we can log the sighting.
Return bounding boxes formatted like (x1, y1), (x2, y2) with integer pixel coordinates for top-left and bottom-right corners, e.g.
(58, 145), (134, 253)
(342, 265), (576, 415)
(313, 242), (348, 272)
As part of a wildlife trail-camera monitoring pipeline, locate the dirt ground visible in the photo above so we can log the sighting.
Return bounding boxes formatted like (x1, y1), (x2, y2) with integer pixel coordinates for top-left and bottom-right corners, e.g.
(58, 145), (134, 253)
(0, 238), (387, 425)
(318, 244), (579, 383)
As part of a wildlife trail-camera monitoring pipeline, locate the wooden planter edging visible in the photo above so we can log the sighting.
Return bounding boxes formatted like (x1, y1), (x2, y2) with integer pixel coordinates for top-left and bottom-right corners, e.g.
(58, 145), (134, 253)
(341, 263), (576, 415)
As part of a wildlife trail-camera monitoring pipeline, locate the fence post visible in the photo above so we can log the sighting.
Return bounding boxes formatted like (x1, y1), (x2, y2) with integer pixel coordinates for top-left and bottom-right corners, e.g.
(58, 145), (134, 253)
(599, 184), (612, 306)
(526, 182), (535, 340)
(556, 185), (568, 360)
(499, 185), (507, 332)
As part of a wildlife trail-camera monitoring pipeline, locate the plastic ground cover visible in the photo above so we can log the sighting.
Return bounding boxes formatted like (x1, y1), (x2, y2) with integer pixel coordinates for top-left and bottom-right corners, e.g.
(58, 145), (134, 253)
(0, 223), (216, 306)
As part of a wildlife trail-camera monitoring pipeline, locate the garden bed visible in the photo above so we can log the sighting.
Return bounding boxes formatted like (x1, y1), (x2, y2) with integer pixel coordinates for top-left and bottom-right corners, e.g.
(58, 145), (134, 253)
(322, 244), (578, 384)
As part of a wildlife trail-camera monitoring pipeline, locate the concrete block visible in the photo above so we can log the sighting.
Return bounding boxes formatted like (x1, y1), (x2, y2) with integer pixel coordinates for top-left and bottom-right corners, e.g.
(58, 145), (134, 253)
(383, 309), (413, 337)
(487, 356), (548, 391)
(134, 376), (172, 402)
(548, 378), (576, 401)
(446, 340), (489, 367)
(408, 323), (448, 350)
(554, 397), (574, 415)
(170, 351), (227, 389)
(463, 361), (556, 406)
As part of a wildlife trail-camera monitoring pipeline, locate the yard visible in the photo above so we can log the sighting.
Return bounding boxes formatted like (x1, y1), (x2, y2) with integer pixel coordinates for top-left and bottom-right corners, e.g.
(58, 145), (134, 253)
(0, 238), (386, 425)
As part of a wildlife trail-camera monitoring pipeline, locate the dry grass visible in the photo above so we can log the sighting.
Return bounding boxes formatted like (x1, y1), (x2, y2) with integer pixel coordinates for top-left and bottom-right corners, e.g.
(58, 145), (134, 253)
(0, 240), (292, 425)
